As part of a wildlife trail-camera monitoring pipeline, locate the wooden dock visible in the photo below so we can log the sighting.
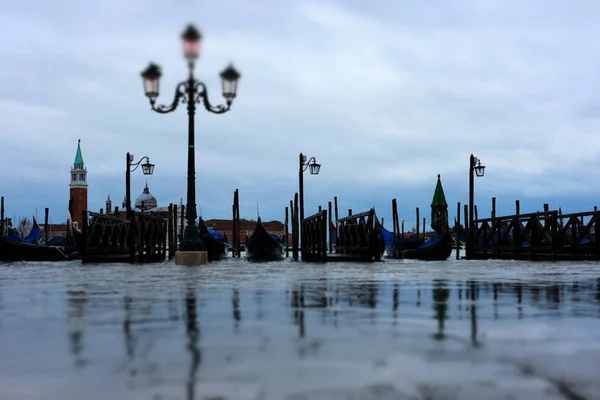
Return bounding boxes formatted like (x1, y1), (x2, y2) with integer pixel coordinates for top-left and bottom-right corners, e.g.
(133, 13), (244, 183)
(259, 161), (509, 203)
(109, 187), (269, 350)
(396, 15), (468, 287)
(467, 202), (600, 261)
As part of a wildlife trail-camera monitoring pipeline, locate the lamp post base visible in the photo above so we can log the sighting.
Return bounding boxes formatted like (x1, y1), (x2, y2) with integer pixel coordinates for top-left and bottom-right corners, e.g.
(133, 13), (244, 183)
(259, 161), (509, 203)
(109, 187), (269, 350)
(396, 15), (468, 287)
(178, 224), (205, 252)
(175, 251), (208, 265)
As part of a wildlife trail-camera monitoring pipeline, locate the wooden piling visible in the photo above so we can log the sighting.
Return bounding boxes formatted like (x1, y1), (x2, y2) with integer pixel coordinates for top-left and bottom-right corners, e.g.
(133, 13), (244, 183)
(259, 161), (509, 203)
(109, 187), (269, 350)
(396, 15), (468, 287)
(456, 202), (461, 260)
(138, 216), (145, 263)
(234, 189), (240, 257)
(180, 205), (185, 240)
(392, 199), (398, 246)
(285, 206), (289, 258)
(168, 203), (174, 260)
(293, 192), (299, 261)
(0, 196), (4, 236)
(416, 207), (420, 237)
(463, 204), (469, 256)
(318, 205), (322, 212)
(44, 208), (49, 243)
(334, 197), (339, 247)
(328, 201), (333, 253)
(515, 200), (520, 216)
(173, 204), (178, 252)
(422, 217), (426, 239)
(290, 199), (294, 258)
(232, 198), (238, 257)
(491, 197), (497, 256)
(81, 210), (88, 263)
(551, 210), (558, 258)
(348, 209), (352, 217)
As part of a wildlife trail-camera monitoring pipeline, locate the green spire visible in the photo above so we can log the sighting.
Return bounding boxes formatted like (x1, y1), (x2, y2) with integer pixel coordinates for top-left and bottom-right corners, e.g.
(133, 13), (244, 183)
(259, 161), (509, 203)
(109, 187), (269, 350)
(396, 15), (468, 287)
(74, 139), (84, 166)
(430, 174), (448, 208)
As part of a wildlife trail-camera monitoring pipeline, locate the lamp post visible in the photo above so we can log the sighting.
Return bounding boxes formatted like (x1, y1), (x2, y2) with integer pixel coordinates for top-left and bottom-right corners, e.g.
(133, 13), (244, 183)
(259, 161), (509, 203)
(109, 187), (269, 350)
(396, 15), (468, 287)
(126, 153), (155, 218)
(298, 152), (321, 252)
(140, 24), (241, 252)
(467, 154), (485, 259)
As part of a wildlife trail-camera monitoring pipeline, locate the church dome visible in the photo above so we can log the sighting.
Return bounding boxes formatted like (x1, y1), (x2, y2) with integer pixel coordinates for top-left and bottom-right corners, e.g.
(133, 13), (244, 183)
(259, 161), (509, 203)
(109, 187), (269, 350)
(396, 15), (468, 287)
(135, 182), (158, 210)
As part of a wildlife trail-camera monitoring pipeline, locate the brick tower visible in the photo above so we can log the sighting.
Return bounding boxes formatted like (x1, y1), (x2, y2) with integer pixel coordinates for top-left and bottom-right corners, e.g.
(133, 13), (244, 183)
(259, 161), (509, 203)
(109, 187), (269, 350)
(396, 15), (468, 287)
(69, 139), (88, 228)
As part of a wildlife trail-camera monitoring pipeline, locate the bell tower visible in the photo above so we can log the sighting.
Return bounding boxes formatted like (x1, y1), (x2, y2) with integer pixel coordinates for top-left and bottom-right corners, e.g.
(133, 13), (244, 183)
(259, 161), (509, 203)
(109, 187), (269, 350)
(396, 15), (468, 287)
(69, 139), (88, 228)
(430, 174), (448, 234)
(106, 195), (112, 214)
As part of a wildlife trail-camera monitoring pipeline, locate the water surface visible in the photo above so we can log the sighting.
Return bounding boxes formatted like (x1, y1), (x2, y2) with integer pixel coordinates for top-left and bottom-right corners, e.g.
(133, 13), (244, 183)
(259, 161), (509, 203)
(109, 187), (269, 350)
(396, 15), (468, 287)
(1, 257), (599, 399)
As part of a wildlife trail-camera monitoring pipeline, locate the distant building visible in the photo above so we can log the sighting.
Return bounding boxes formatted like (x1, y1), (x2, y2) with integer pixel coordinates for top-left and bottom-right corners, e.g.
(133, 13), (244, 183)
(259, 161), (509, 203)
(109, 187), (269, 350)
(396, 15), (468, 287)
(69, 139), (88, 228)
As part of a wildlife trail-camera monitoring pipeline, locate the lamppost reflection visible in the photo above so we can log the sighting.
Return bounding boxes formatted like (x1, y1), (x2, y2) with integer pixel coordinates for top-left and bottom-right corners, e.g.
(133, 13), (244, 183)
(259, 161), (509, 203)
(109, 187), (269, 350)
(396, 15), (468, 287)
(185, 285), (201, 400)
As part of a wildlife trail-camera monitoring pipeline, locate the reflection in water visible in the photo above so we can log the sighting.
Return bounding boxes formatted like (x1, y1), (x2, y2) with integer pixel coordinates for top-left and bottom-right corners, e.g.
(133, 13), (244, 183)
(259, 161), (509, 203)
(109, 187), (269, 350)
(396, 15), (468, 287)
(123, 295), (136, 377)
(3, 263), (600, 399)
(392, 282), (399, 324)
(468, 280), (479, 347)
(232, 288), (241, 334)
(66, 290), (87, 368)
(291, 287), (305, 338)
(432, 280), (449, 341)
(185, 285), (201, 400)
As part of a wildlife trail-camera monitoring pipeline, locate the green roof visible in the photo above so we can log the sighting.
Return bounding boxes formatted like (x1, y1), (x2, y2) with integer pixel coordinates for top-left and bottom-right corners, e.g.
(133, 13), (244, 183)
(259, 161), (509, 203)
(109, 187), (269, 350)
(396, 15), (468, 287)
(74, 139), (84, 165)
(430, 174), (448, 208)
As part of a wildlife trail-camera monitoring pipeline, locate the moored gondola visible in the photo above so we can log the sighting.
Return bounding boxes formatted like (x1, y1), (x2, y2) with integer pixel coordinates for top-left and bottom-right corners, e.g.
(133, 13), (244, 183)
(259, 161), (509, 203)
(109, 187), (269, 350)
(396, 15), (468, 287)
(387, 174), (453, 262)
(0, 218), (81, 262)
(198, 217), (228, 261)
(390, 233), (454, 261)
(246, 217), (284, 261)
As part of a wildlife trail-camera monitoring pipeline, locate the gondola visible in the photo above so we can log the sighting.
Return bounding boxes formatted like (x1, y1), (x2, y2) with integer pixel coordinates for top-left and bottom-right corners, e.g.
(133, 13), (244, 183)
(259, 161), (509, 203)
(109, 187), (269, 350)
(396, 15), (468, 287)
(391, 233), (453, 261)
(198, 218), (228, 261)
(0, 218), (80, 262)
(245, 217), (284, 261)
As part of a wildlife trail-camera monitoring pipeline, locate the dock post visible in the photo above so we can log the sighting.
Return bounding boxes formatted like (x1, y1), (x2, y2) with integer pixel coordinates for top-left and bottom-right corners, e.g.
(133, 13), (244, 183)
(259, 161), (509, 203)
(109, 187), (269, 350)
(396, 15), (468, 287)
(173, 205), (178, 253)
(44, 208), (49, 243)
(456, 202), (461, 260)
(293, 192), (299, 261)
(491, 197), (497, 257)
(180, 205), (185, 243)
(328, 201), (333, 253)
(285, 206), (289, 258)
(168, 203), (174, 260)
(416, 208), (420, 237)
(81, 210), (88, 263)
(334, 197), (339, 248)
(463, 204), (469, 258)
(1, 196), (4, 236)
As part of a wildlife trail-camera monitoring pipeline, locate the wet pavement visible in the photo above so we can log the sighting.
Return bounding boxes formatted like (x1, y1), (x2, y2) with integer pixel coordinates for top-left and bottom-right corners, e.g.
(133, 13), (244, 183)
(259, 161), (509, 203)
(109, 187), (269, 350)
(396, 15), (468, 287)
(0, 257), (599, 399)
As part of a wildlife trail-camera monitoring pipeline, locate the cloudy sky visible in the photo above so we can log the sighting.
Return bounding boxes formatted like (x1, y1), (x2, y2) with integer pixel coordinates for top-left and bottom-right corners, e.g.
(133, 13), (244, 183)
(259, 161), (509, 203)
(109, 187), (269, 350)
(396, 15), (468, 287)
(0, 0), (599, 230)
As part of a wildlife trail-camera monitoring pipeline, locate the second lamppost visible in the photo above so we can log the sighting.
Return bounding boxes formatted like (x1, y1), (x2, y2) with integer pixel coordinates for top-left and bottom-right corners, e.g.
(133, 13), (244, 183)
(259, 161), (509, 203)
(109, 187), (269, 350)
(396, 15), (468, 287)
(298, 152), (321, 252)
(125, 152), (155, 219)
(467, 154), (485, 259)
(140, 24), (241, 252)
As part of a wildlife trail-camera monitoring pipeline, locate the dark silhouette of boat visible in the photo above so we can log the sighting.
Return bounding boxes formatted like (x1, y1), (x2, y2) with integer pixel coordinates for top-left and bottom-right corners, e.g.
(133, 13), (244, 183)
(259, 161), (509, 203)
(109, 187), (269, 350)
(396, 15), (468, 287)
(386, 175), (453, 261)
(198, 217), (228, 261)
(0, 218), (81, 262)
(245, 217), (284, 261)
(391, 233), (454, 261)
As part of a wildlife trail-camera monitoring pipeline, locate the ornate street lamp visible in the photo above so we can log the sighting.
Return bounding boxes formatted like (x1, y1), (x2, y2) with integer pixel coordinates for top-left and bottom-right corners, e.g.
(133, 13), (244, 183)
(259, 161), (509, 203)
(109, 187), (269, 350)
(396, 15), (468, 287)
(140, 24), (241, 252)
(298, 153), (321, 259)
(467, 154), (485, 259)
(126, 153), (155, 218)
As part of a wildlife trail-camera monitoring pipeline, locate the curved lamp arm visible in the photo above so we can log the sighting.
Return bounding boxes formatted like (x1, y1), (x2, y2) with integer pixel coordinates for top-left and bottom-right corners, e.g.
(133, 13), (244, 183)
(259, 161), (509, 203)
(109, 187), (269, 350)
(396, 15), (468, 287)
(149, 82), (188, 114)
(194, 81), (231, 114)
(302, 156), (317, 172)
(129, 156), (151, 172)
